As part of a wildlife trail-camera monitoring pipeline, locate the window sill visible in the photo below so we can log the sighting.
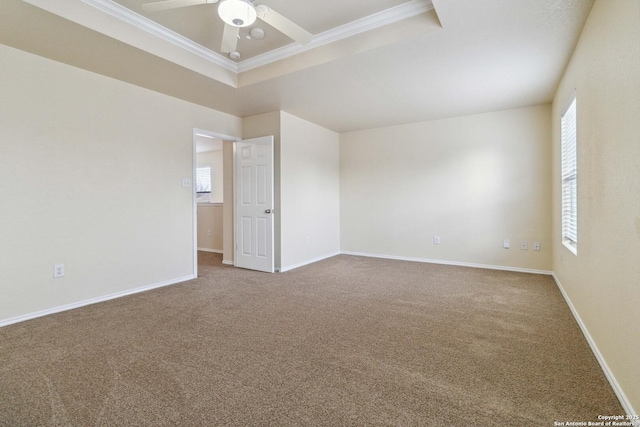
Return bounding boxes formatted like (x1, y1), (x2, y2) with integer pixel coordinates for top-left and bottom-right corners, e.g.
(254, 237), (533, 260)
(563, 240), (577, 256)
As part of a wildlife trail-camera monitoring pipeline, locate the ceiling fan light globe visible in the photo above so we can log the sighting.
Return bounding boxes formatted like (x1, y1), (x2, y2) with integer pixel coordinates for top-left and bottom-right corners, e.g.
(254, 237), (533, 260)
(218, 0), (257, 28)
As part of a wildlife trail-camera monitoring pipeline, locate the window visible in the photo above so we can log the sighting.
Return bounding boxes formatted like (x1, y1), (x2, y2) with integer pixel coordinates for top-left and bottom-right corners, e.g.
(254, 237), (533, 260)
(196, 165), (211, 204)
(561, 95), (577, 254)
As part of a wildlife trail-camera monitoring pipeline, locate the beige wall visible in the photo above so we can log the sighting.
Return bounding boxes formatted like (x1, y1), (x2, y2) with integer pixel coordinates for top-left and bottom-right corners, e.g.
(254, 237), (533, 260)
(340, 104), (552, 272)
(280, 112), (340, 270)
(0, 44), (242, 324)
(551, 0), (640, 413)
(196, 205), (223, 252)
(242, 111), (341, 271)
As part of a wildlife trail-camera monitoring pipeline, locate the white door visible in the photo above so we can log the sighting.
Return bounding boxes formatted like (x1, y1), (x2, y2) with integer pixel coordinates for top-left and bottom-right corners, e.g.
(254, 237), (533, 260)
(234, 136), (275, 273)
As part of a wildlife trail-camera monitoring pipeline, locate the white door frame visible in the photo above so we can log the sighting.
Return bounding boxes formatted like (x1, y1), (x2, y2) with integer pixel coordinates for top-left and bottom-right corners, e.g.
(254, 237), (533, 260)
(192, 128), (240, 277)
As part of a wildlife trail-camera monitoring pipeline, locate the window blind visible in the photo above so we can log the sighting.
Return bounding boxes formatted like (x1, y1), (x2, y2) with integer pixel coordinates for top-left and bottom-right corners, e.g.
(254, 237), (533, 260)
(196, 165), (211, 193)
(561, 96), (577, 252)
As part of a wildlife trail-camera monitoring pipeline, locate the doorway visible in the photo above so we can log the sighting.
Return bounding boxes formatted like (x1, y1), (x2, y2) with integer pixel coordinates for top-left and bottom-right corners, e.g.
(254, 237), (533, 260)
(192, 128), (240, 277)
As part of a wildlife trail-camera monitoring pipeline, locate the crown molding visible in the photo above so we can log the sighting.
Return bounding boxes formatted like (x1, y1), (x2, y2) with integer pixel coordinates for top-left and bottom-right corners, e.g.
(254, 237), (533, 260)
(237, 0), (434, 72)
(81, 0), (433, 75)
(82, 0), (238, 72)
(24, 0), (434, 84)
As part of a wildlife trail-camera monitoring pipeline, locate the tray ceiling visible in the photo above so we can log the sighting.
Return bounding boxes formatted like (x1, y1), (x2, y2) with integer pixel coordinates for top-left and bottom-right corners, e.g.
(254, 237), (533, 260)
(2, 0), (594, 132)
(112, 0), (411, 62)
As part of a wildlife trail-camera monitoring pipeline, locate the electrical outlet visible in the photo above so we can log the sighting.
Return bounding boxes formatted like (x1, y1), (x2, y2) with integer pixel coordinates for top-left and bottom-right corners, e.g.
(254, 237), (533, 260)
(520, 241), (528, 250)
(503, 239), (510, 249)
(53, 264), (65, 278)
(305, 236), (310, 245)
(434, 236), (441, 245)
(533, 242), (540, 251)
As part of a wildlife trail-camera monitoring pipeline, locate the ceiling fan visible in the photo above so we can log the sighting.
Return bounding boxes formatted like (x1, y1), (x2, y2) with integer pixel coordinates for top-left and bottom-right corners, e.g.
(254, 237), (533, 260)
(141, 0), (312, 55)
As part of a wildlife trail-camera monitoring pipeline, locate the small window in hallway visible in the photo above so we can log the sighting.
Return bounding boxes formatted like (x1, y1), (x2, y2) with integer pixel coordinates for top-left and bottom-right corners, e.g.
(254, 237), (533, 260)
(561, 95), (577, 254)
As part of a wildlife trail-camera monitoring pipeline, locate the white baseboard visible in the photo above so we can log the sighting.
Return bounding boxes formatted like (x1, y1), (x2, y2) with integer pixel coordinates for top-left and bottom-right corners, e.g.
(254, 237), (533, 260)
(222, 260), (234, 266)
(279, 251), (341, 273)
(551, 273), (637, 419)
(340, 251), (553, 275)
(0, 275), (196, 328)
(197, 248), (223, 254)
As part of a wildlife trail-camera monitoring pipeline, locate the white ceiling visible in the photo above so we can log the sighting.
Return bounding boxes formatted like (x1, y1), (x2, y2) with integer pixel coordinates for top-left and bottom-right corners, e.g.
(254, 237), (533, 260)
(1, 0), (594, 133)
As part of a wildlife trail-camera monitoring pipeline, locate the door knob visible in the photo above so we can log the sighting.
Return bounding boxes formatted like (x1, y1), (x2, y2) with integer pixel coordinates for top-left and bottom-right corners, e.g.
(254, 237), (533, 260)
(265, 209), (273, 214)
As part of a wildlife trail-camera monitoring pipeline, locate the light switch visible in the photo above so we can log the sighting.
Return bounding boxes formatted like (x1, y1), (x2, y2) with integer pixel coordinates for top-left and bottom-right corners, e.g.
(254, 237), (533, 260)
(503, 239), (510, 249)
(182, 178), (191, 188)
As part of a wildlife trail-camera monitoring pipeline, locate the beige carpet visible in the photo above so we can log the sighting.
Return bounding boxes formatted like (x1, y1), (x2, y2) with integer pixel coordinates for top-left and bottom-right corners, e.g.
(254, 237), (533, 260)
(0, 253), (623, 426)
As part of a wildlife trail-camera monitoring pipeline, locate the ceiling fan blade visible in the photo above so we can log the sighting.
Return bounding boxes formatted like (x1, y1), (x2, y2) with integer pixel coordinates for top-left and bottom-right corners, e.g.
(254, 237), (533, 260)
(256, 5), (312, 45)
(141, 0), (209, 12)
(221, 23), (239, 53)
